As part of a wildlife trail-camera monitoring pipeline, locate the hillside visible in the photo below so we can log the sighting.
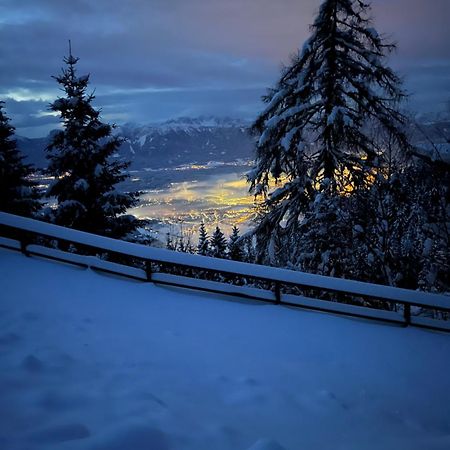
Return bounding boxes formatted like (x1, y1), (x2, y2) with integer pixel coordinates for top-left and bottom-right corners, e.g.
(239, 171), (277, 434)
(1, 247), (450, 450)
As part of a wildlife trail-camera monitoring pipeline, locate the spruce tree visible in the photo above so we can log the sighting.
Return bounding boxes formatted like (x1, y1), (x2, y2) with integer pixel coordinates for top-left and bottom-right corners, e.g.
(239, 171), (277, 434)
(166, 232), (175, 251)
(210, 226), (228, 259)
(0, 102), (41, 217)
(296, 185), (352, 277)
(249, 0), (409, 258)
(197, 222), (210, 255)
(46, 45), (139, 238)
(228, 225), (243, 261)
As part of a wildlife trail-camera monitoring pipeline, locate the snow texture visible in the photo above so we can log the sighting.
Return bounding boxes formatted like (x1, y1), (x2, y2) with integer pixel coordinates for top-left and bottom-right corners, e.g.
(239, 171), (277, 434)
(1, 247), (450, 450)
(0, 250), (450, 450)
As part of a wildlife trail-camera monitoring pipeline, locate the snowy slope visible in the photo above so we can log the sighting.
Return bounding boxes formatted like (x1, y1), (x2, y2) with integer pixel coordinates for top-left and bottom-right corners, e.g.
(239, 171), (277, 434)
(1, 247), (450, 450)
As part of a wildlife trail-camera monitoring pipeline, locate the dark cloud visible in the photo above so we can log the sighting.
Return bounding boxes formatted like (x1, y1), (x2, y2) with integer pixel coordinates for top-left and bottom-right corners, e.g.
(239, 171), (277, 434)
(0, 0), (449, 136)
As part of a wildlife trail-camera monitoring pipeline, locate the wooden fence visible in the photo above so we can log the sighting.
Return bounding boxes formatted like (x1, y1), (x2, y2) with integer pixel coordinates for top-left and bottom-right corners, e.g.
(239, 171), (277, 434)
(0, 211), (449, 332)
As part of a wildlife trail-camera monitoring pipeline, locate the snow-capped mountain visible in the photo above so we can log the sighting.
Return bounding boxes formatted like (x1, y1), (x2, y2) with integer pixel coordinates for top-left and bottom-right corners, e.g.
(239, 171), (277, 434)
(17, 116), (255, 169)
(18, 113), (449, 170)
(118, 116), (254, 168)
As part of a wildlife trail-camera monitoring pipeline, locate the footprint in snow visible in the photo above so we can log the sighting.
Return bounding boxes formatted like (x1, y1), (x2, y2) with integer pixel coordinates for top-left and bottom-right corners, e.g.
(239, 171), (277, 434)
(0, 332), (21, 347)
(220, 376), (265, 406)
(140, 392), (167, 408)
(21, 354), (44, 373)
(238, 376), (259, 386)
(38, 389), (88, 412)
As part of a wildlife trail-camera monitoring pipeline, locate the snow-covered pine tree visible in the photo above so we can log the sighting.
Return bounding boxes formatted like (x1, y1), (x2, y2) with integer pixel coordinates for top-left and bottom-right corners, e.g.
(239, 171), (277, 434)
(0, 102), (41, 217)
(210, 226), (228, 259)
(228, 225), (244, 261)
(197, 222), (210, 255)
(46, 45), (139, 238)
(243, 238), (256, 264)
(166, 232), (175, 251)
(361, 157), (449, 292)
(249, 0), (409, 260)
(295, 181), (353, 277)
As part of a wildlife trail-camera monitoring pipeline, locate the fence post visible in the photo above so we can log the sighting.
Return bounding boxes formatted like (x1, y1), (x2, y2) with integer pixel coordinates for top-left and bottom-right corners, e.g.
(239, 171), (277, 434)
(145, 260), (153, 282)
(20, 234), (30, 257)
(404, 304), (411, 327)
(274, 282), (281, 305)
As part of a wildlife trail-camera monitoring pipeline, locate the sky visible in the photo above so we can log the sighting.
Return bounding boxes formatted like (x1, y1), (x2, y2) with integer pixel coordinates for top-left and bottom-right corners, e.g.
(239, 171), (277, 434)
(1, 0), (449, 137)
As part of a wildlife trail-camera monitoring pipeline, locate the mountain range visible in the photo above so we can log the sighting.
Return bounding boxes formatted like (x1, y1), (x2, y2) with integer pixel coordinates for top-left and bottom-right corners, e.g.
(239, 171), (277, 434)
(17, 116), (255, 169)
(16, 113), (450, 170)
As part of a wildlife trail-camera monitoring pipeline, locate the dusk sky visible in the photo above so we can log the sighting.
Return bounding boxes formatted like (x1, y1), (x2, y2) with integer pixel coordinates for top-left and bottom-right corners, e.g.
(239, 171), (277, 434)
(1, 0), (449, 137)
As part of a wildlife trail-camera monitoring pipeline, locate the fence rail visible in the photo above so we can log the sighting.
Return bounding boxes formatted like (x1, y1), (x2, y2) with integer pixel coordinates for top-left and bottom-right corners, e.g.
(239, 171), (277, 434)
(1, 211), (449, 332)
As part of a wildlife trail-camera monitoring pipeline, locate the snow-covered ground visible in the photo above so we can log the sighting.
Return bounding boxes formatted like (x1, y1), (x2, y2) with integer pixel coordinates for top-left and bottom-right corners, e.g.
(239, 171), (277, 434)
(1, 247), (450, 450)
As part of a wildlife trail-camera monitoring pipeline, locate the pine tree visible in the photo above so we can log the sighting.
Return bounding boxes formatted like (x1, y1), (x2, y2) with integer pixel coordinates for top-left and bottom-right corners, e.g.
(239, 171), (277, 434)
(176, 236), (186, 253)
(296, 186), (352, 277)
(197, 222), (210, 255)
(0, 102), (41, 217)
(355, 157), (449, 292)
(228, 225), (243, 261)
(249, 0), (409, 258)
(210, 226), (228, 259)
(166, 232), (175, 250)
(46, 44), (139, 238)
(243, 238), (256, 264)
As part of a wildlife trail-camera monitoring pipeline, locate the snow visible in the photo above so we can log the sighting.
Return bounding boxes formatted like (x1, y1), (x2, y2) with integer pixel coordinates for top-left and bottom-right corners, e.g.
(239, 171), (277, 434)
(300, 36), (314, 57)
(327, 106), (342, 125)
(1, 247), (450, 450)
(26, 245), (147, 280)
(263, 88), (288, 113)
(94, 164), (103, 177)
(58, 199), (85, 212)
(151, 272), (275, 302)
(280, 127), (299, 151)
(138, 116), (249, 134)
(0, 212), (448, 311)
(366, 28), (379, 40)
(138, 135), (147, 147)
(73, 178), (89, 191)
(415, 143), (450, 164)
(282, 293), (404, 324)
(0, 236), (21, 250)
(52, 98), (66, 109)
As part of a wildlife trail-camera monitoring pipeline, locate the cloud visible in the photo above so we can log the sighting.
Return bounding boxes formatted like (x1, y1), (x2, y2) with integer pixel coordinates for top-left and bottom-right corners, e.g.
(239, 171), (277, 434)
(0, 0), (449, 136)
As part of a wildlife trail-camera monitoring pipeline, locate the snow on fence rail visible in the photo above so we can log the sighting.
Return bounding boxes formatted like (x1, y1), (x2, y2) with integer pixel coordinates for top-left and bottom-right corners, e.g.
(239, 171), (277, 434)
(0, 211), (449, 332)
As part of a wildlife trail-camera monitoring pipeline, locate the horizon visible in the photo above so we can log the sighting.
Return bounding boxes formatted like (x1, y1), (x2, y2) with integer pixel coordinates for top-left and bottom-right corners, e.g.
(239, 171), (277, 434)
(15, 115), (254, 139)
(1, 0), (450, 138)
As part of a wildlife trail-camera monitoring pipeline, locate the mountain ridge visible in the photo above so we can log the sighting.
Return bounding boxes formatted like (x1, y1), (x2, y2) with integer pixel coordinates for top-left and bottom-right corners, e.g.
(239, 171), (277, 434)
(17, 116), (255, 169)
